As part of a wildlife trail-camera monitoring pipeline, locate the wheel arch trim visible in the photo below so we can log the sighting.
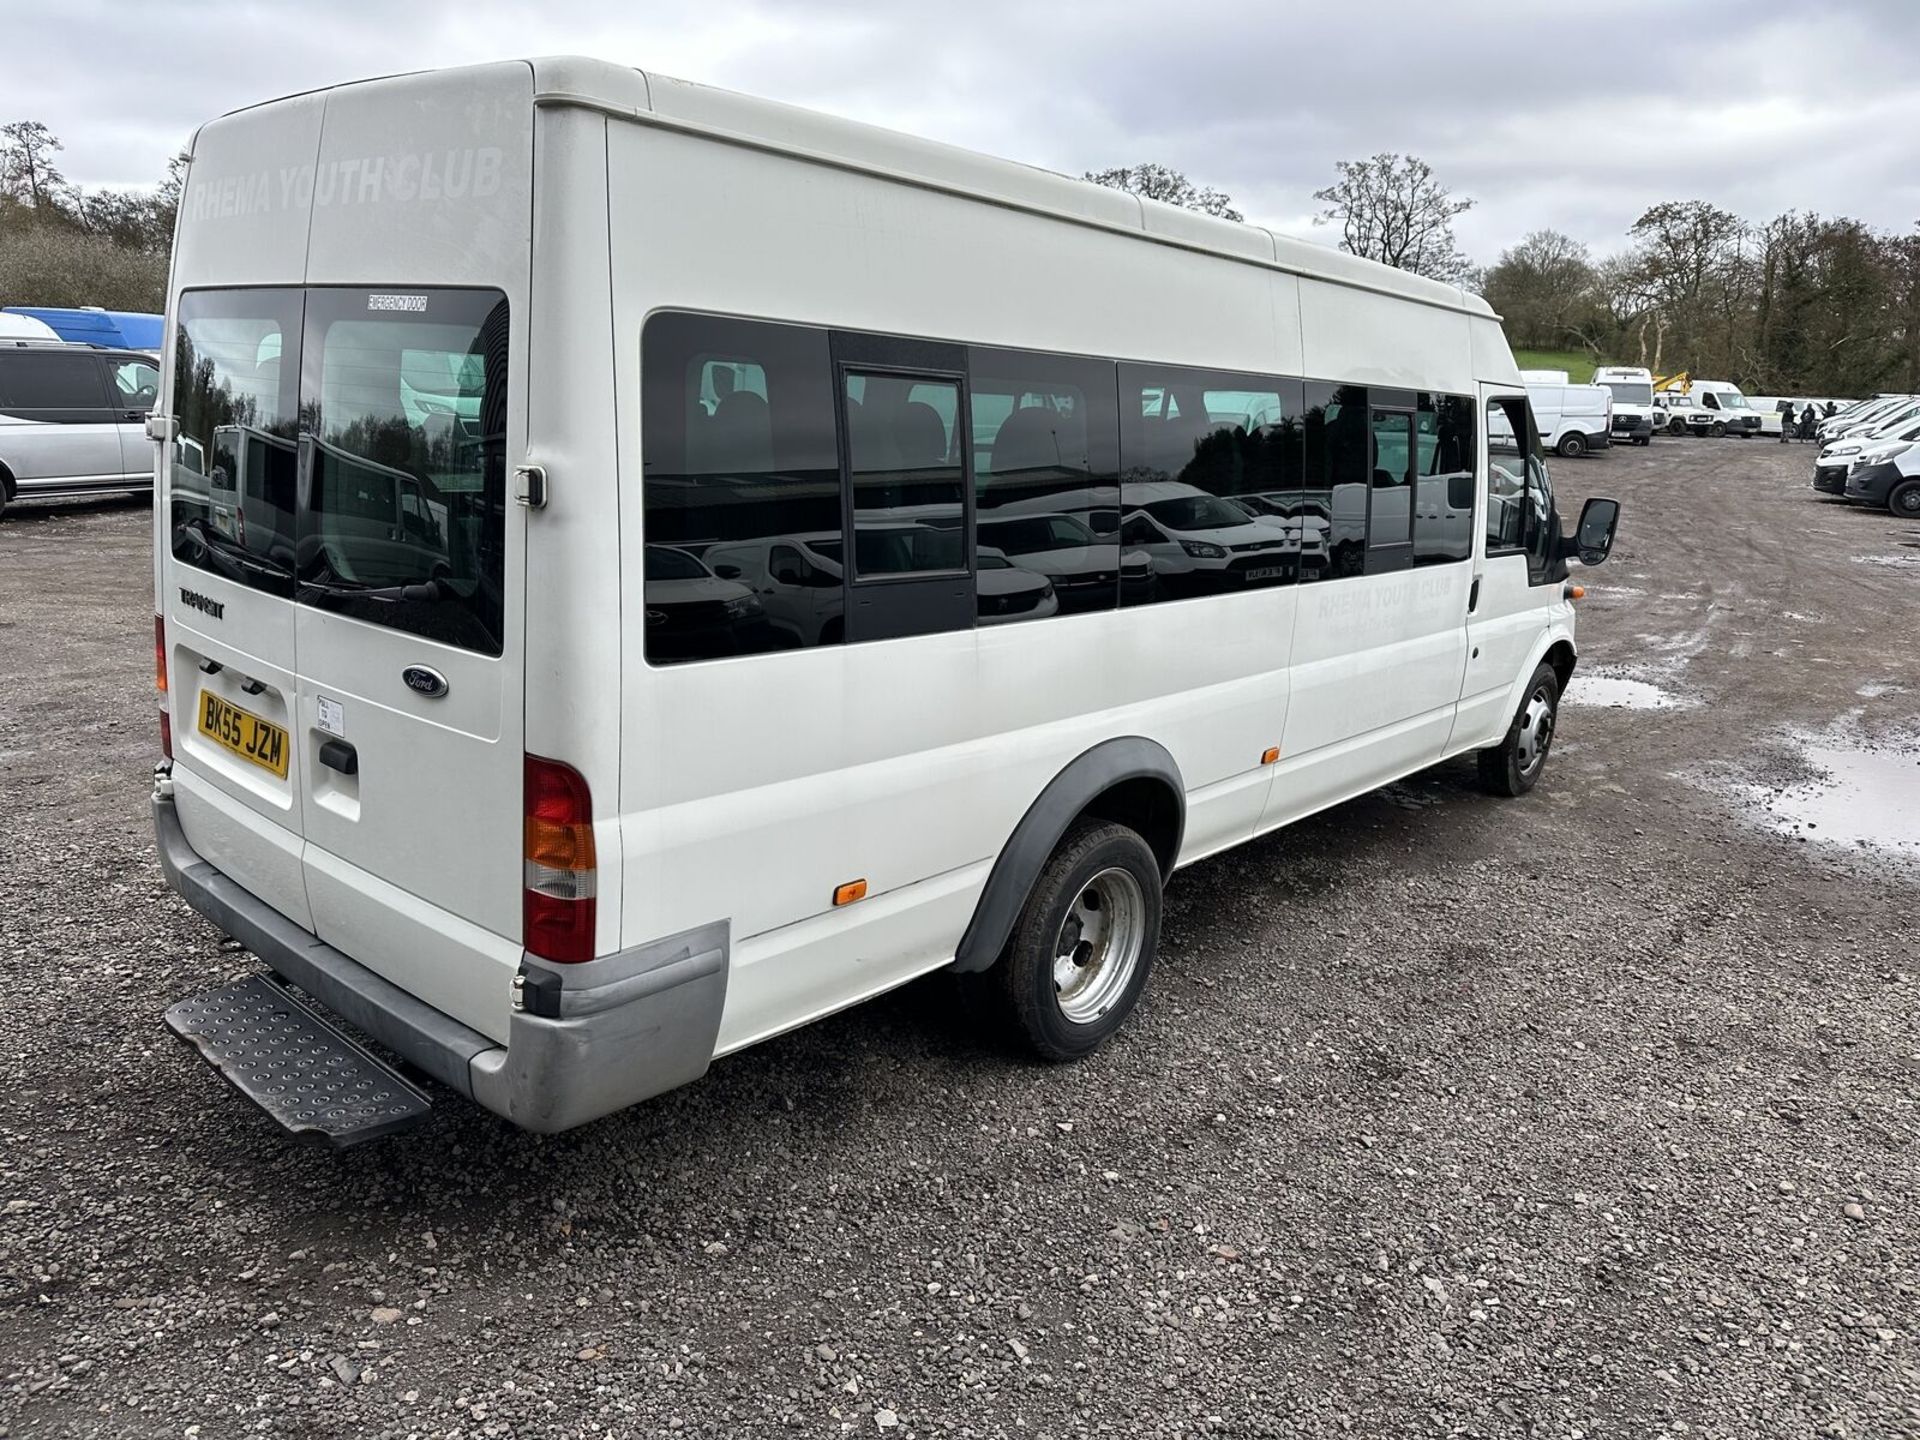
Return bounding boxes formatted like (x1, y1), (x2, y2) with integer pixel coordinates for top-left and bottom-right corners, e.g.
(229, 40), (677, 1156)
(949, 737), (1184, 975)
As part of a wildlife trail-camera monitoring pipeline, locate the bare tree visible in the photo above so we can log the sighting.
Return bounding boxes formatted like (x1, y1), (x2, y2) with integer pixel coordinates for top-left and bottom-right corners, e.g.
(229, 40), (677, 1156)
(1312, 153), (1474, 283)
(1481, 230), (1598, 346)
(0, 120), (71, 210)
(1084, 163), (1242, 222)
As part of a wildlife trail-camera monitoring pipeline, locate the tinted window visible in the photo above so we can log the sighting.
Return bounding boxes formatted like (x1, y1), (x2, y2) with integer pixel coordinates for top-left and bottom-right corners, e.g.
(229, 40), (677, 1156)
(642, 313), (841, 662)
(843, 370), (966, 577)
(971, 347), (1121, 615)
(299, 288), (510, 656)
(1119, 364), (1304, 601)
(1303, 382), (1369, 580)
(1368, 406), (1414, 554)
(0, 351), (109, 412)
(1415, 394), (1475, 565)
(170, 288), (303, 596)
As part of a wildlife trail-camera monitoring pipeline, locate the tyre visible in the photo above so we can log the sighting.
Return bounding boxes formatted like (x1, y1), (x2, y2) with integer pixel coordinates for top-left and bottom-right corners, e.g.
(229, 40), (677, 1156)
(1635, 436), (1651, 447)
(0, 467), (11, 519)
(993, 819), (1162, 1061)
(1556, 432), (1587, 459)
(1890, 479), (1920, 518)
(1477, 662), (1560, 798)
(1710, 421), (1727, 437)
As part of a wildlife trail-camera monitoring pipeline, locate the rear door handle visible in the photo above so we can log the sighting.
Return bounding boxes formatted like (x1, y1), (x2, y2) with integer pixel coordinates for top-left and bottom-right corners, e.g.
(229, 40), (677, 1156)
(318, 738), (358, 776)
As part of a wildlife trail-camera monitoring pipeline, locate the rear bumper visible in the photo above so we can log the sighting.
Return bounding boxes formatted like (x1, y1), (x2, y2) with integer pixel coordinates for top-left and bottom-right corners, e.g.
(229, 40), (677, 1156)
(154, 792), (728, 1133)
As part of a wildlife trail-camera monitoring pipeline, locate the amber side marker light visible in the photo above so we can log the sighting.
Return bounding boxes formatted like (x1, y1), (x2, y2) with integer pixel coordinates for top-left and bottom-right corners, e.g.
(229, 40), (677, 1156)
(1260, 747), (1281, 765)
(833, 879), (868, 907)
(1565, 584), (1586, 601)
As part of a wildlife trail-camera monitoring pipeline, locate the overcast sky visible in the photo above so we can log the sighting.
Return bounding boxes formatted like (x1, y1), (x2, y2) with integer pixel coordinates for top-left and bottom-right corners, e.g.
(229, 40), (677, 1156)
(11, 0), (1920, 264)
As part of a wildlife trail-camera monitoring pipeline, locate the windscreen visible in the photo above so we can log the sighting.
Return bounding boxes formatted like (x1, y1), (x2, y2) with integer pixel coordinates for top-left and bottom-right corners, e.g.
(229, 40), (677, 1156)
(1601, 381), (1653, 406)
(170, 286), (510, 655)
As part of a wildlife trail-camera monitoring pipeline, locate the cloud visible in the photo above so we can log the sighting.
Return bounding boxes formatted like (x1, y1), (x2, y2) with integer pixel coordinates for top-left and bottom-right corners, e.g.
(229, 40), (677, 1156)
(10, 0), (1920, 262)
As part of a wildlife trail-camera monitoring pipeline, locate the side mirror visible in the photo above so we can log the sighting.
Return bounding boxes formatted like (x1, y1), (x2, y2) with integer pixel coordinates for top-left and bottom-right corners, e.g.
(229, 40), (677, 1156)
(712, 563), (743, 580)
(1574, 496), (1620, 565)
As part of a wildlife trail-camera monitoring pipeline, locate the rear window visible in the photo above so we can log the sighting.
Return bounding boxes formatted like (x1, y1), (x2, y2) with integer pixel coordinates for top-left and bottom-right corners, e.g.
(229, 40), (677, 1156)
(169, 287), (510, 655)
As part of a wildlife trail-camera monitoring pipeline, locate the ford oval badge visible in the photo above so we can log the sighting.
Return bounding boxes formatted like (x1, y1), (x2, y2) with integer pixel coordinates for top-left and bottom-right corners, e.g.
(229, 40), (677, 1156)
(402, 665), (449, 699)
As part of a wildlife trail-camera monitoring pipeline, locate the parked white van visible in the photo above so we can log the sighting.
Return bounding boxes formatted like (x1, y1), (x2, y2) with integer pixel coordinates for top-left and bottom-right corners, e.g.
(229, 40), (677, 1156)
(1496, 383), (1613, 458)
(151, 59), (1620, 1141)
(1590, 366), (1655, 446)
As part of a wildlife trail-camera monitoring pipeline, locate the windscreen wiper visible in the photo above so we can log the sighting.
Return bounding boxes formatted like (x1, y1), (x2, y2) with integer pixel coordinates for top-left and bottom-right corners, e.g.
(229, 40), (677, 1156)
(186, 525), (295, 585)
(297, 576), (446, 604)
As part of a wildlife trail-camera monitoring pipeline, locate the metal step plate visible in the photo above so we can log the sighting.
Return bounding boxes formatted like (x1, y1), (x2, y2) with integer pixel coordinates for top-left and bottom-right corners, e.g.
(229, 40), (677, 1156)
(164, 975), (430, 1147)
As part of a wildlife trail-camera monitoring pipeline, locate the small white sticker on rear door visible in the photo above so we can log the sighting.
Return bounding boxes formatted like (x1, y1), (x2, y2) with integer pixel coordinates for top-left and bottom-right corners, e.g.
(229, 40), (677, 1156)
(316, 696), (345, 737)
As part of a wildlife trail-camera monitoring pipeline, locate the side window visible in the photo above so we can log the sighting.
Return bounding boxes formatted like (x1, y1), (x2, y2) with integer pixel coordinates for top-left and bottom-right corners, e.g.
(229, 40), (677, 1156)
(1486, 395), (1529, 553)
(842, 370), (966, 576)
(1303, 382), (1369, 580)
(1524, 452), (1556, 577)
(1118, 363), (1305, 602)
(641, 313), (841, 664)
(1700, 392), (1720, 410)
(111, 357), (161, 412)
(0, 351), (111, 415)
(970, 347), (1121, 617)
(1415, 394), (1475, 565)
(1367, 403), (1415, 562)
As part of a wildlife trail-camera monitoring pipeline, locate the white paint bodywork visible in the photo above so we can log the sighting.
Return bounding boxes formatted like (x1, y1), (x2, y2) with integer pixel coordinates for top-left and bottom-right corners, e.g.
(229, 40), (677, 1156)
(154, 58), (1570, 1077)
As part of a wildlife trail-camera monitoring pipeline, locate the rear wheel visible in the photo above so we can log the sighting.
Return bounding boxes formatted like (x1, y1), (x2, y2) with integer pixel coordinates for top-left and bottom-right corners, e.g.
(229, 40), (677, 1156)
(1477, 662), (1560, 798)
(1557, 432), (1588, 459)
(1710, 421), (1727, 437)
(1889, 480), (1920, 518)
(993, 820), (1161, 1061)
(0, 466), (12, 518)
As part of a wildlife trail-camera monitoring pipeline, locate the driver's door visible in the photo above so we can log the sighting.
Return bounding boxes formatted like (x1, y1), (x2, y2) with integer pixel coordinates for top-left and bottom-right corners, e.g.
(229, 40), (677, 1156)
(105, 353), (161, 481)
(1455, 388), (1557, 751)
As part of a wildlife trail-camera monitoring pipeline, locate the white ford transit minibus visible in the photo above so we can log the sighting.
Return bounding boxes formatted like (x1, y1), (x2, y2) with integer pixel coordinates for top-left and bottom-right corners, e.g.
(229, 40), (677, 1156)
(151, 59), (1620, 1142)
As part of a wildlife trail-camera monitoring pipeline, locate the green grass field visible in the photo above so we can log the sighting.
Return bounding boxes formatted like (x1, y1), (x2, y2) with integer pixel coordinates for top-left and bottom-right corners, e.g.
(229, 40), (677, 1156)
(1511, 349), (1601, 383)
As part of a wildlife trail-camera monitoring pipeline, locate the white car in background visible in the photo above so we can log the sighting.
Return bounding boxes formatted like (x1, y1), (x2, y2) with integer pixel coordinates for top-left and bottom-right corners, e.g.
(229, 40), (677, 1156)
(975, 511), (1154, 611)
(643, 543), (765, 660)
(1119, 481), (1299, 592)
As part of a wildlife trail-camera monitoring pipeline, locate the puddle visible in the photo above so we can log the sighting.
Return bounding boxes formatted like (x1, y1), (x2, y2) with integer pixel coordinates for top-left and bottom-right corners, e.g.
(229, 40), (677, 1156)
(1754, 743), (1920, 857)
(1854, 554), (1920, 571)
(1858, 681), (1906, 699)
(1566, 674), (1694, 711)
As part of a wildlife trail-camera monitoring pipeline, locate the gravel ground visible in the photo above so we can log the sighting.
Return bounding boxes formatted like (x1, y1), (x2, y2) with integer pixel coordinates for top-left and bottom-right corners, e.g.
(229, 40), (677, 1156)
(1, 438), (1917, 1439)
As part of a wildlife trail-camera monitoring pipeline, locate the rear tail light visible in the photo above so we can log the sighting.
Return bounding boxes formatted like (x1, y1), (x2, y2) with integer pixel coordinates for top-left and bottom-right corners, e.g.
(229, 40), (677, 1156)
(155, 614), (172, 760)
(523, 754), (597, 963)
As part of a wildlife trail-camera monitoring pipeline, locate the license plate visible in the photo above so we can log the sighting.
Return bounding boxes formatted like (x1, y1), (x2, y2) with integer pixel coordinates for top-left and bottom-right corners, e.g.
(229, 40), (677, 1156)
(198, 693), (290, 779)
(1244, 566), (1286, 581)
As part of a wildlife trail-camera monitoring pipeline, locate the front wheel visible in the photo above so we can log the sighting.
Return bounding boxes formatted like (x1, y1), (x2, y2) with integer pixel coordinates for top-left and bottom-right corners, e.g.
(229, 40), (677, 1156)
(993, 820), (1162, 1061)
(1557, 433), (1588, 459)
(1889, 479), (1920, 518)
(1710, 421), (1727, 437)
(1477, 662), (1560, 797)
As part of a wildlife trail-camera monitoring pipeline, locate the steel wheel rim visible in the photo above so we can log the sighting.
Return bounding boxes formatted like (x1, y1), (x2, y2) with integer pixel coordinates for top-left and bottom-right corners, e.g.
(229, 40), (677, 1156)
(1898, 489), (1920, 516)
(1517, 684), (1555, 776)
(1052, 866), (1146, 1025)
